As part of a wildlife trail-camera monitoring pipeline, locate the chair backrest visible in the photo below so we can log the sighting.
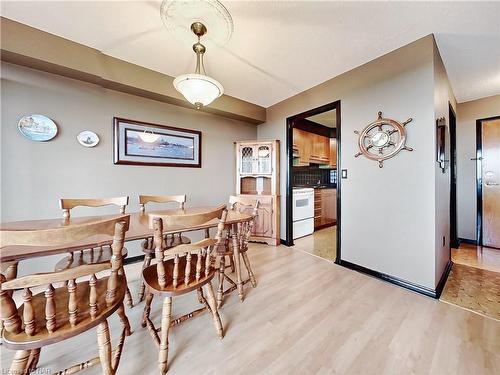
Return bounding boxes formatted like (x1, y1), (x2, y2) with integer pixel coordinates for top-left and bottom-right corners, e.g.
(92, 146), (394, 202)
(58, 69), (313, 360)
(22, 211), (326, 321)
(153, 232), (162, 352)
(228, 196), (259, 252)
(60, 197), (129, 219)
(228, 196), (259, 216)
(139, 195), (186, 213)
(0, 215), (130, 337)
(150, 206), (227, 288)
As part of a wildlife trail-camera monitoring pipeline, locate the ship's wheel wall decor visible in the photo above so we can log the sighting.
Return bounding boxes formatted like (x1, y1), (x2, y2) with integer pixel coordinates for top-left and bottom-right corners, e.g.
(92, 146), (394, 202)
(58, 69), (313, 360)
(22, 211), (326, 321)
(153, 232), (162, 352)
(354, 111), (413, 168)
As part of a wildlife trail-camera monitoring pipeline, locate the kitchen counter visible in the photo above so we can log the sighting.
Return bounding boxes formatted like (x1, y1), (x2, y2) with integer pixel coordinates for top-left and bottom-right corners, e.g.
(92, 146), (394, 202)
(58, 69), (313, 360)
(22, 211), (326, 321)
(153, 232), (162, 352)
(293, 184), (336, 189)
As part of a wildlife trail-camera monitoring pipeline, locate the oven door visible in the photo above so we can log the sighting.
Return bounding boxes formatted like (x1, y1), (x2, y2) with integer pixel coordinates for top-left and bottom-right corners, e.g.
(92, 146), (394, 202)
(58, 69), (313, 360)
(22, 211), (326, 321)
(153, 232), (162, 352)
(293, 193), (313, 221)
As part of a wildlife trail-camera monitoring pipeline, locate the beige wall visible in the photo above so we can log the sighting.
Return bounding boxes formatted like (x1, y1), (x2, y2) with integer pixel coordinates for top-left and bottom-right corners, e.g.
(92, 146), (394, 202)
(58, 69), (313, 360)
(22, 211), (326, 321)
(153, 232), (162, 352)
(433, 40), (457, 284)
(258, 35), (445, 290)
(456, 94), (500, 240)
(1, 62), (256, 275)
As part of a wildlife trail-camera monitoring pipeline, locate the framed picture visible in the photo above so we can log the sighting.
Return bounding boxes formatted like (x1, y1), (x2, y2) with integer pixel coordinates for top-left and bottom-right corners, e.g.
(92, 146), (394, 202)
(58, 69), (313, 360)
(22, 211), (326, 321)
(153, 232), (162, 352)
(77, 130), (100, 147)
(113, 117), (202, 167)
(18, 114), (58, 142)
(436, 117), (446, 172)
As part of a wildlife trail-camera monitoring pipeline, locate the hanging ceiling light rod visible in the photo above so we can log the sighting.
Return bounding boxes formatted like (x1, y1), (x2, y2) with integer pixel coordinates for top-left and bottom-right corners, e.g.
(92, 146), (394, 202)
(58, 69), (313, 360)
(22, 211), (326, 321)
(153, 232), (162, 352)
(173, 22), (224, 109)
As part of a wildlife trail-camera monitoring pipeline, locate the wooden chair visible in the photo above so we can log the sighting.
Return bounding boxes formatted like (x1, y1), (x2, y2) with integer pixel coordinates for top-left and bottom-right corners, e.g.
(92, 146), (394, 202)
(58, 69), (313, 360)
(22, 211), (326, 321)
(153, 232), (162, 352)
(0, 216), (132, 375)
(215, 196), (259, 306)
(54, 197), (134, 308)
(137, 195), (192, 302)
(141, 205), (227, 374)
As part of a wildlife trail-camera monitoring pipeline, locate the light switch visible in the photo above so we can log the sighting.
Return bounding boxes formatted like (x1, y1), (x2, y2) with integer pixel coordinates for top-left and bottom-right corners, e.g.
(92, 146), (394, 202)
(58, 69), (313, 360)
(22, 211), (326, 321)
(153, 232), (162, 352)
(342, 169), (348, 179)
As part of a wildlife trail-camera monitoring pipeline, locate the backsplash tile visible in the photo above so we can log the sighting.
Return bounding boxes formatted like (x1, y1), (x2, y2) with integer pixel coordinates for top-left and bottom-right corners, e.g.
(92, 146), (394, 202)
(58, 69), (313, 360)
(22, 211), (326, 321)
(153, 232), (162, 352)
(293, 166), (336, 186)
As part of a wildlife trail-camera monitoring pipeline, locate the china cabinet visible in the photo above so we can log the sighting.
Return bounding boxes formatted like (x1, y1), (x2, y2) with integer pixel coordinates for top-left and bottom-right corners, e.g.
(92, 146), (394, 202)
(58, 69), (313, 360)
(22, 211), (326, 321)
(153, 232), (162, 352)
(235, 140), (280, 245)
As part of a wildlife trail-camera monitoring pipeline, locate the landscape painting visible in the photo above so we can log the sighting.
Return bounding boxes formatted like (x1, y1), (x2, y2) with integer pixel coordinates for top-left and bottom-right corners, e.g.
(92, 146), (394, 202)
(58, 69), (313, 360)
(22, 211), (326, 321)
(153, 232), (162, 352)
(113, 117), (202, 167)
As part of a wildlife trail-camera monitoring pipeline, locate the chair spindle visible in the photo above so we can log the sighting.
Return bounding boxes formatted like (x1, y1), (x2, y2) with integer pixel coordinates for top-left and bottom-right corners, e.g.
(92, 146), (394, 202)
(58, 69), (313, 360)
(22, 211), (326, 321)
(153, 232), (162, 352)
(22, 288), (35, 336)
(89, 274), (98, 318)
(68, 279), (78, 327)
(45, 284), (56, 333)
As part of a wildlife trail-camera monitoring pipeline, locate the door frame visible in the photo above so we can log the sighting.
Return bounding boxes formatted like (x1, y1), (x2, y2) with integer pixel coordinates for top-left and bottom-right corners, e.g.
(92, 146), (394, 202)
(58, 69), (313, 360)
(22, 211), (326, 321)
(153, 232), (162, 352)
(449, 103), (458, 248)
(476, 115), (500, 246)
(284, 100), (342, 263)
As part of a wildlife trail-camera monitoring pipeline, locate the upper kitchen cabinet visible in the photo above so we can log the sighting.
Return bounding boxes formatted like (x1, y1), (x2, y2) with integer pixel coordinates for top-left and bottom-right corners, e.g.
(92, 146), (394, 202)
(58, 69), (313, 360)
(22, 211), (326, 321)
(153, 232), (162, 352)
(329, 138), (337, 168)
(310, 133), (330, 164)
(293, 128), (330, 166)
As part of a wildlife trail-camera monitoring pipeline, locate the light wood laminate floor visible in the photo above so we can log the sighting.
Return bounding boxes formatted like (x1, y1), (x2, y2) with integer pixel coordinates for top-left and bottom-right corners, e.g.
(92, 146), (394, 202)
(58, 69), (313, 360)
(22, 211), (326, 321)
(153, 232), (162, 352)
(2, 244), (499, 374)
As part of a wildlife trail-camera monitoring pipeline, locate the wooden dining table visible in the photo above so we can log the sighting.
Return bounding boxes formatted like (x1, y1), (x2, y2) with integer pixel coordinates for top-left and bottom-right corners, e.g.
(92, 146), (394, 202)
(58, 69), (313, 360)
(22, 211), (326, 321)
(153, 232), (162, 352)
(0, 206), (253, 301)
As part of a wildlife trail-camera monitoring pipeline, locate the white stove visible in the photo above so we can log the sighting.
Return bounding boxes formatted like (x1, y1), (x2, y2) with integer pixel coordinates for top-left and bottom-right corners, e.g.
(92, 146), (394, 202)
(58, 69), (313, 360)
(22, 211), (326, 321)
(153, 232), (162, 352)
(292, 188), (315, 239)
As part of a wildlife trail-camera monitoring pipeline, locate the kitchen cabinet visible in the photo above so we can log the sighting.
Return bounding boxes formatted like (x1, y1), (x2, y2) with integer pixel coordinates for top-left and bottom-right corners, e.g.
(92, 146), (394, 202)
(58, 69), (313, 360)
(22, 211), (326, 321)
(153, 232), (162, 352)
(314, 188), (336, 229)
(310, 134), (330, 164)
(329, 138), (337, 168)
(293, 128), (330, 165)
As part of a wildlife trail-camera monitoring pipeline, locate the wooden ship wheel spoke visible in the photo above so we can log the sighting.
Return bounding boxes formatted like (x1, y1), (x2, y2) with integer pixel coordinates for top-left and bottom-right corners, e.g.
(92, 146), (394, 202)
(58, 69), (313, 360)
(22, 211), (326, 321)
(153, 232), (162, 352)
(354, 111), (413, 168)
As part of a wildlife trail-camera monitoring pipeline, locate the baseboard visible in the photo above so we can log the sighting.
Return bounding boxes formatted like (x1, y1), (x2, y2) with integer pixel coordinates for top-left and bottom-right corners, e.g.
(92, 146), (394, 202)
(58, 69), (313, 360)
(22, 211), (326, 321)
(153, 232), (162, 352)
(458, 237), (477, 246)
(435, 260), (452, 299)
(124, 254), (145, 265)
(338, 259), (451, 299)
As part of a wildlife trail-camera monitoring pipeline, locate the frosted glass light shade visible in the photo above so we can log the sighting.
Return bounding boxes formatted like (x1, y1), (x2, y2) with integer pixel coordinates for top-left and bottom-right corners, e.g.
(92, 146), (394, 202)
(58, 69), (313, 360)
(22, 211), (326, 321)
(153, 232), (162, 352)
(173, 73), (224, 108)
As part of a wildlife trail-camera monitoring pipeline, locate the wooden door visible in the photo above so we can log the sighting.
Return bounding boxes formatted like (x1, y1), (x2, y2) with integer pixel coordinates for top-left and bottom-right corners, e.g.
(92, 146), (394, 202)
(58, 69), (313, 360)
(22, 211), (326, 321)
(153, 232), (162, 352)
(482, 118), (500, 248)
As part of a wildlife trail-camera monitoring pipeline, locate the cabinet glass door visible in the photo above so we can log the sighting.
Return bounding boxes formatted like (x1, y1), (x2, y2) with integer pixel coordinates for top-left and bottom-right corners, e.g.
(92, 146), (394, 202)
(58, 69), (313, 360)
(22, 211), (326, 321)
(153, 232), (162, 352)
(257, 145), (271, 174)
(241, 146), (254, 174)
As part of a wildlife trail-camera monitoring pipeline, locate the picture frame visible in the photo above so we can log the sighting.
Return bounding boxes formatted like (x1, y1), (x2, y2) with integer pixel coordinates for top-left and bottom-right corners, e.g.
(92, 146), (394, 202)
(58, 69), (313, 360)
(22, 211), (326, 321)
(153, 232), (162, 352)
(436, 117), (446, 172)
(113, 117), (202, 168)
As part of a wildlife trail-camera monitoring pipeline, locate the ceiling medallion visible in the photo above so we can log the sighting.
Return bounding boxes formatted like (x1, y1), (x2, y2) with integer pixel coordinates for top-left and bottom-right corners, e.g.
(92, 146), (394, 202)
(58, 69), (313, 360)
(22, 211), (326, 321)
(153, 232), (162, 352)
(160, 0), (234, 46)
(161, 0), (233, 109)
(354, 111), (413, 168)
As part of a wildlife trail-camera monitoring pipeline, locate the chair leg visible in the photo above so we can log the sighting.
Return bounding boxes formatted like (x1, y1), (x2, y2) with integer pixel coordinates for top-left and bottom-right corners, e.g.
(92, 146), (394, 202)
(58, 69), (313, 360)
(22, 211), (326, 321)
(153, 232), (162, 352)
(10, 350), (30, 374)
(120, 266), (133, 308)
(229, 254), (235, 273)
(241, 251), (257, 288)
(27, 348), (41, 373)
(196, 288), (204, 304)
(205, 282), (224, 339)
(158, 297), (172, 375)
(217, 256), (226, 308)
(142, 292), (154, 328)
(97, 320), (113, 375)
(231, 224), (244, 302)
(117, 302), (132, 336)
(138, 253), (153, 302)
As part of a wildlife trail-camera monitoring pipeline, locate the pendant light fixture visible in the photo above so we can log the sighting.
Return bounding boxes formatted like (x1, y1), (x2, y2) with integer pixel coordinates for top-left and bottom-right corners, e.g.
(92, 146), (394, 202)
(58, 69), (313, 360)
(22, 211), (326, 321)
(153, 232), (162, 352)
(173, 22), (224, 109)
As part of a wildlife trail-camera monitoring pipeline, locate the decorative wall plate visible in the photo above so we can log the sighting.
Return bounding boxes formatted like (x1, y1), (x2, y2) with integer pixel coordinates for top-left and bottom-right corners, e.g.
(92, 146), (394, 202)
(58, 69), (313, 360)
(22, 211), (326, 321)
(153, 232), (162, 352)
(18, 114), (58, 142)
(354, 111), (413, 168)
(77, 131), (100, 147)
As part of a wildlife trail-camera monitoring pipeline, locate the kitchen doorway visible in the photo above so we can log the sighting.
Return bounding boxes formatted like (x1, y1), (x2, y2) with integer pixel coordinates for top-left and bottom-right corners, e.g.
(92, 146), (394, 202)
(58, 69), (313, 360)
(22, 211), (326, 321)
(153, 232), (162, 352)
(285, 100), (341, 263)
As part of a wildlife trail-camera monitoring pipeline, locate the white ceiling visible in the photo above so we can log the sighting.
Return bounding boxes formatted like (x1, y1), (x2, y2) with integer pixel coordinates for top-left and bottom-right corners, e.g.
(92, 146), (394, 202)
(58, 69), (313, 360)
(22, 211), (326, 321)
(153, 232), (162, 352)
(1, 1), (499, 107)
(307, 110), (336, 128)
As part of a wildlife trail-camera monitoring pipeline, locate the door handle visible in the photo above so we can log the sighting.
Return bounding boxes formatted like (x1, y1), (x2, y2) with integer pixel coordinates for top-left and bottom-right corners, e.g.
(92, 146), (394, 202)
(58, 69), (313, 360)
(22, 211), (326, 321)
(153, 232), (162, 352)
(471, 157), (483, 161)
(485, 182), (499, 186)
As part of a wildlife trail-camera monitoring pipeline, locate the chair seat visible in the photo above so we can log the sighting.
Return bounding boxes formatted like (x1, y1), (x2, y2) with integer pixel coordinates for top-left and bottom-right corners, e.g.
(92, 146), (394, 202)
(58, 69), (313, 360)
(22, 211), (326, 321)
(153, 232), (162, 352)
(54, 246), (128, 271)
(143, 256), (215, 297)
(3, 275), (126, 350)
(142, 235), (191, 254)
